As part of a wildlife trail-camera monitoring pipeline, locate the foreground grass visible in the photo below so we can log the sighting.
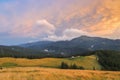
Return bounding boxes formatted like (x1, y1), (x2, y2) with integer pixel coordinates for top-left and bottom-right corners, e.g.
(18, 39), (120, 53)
(0, 55), (101, 70)
(0, 67), (119, 80)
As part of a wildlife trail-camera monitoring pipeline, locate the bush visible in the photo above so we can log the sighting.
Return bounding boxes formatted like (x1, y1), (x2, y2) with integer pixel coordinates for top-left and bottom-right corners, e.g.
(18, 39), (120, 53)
(79, 66), (85, 70)
(61, 62), (69, 69)
(70, 63), (78, 69)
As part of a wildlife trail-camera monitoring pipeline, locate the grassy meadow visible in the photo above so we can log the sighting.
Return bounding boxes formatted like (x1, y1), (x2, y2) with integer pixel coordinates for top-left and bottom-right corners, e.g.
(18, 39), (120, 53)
(0, 55), (101, 70)
(0, 67), (120, 80)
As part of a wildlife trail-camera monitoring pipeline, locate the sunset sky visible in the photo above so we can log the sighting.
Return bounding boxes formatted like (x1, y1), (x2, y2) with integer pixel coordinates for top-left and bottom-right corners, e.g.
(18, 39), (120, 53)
(0, 0), (120, 45)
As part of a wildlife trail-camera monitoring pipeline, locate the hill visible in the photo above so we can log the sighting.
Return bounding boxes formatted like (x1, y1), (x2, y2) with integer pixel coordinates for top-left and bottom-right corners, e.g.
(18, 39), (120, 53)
(0, 55), (101, 70)
(0, 67), (120, 80)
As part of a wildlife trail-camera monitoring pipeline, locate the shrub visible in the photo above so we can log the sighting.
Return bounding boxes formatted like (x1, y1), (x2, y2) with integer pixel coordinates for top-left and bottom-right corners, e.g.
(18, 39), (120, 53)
(61, 62), (69, 69)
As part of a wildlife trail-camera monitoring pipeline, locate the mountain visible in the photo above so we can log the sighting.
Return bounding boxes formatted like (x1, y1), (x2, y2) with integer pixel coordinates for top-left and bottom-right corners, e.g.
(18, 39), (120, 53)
(19, 36), (120, 56)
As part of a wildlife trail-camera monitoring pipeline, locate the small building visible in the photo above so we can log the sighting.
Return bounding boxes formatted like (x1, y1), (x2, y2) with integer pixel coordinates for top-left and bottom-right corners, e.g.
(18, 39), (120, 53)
(71, 56), (75, 59)
(44, 49), (48, 52)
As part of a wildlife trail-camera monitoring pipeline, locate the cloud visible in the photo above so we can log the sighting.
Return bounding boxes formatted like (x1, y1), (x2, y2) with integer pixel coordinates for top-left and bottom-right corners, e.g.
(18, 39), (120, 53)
(36, 19), (55, 31)
(83, 0), (120, 39)
(31, 19), (55, 38)
(43, 28), (92, 41)
(10, 19), (55, 38)
(63, 28), (92, 38)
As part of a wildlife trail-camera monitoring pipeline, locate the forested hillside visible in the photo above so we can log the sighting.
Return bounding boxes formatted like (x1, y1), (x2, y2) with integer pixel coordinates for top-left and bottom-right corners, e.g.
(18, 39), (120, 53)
(94, 50), (120, 71)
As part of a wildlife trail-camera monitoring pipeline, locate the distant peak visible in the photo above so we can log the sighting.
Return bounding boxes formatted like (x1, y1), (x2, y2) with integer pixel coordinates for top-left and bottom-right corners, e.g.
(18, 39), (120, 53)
(80, 35), (89, 38)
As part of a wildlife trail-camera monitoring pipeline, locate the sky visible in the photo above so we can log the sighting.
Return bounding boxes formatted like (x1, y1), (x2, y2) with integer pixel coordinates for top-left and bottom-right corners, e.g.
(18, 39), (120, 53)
(0, 0), (120, 45)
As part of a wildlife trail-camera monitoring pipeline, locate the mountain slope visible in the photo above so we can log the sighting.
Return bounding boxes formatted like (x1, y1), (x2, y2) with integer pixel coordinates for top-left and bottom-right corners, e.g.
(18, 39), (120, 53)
(20, 41), (53, 49)
(0, 45), (55, 58)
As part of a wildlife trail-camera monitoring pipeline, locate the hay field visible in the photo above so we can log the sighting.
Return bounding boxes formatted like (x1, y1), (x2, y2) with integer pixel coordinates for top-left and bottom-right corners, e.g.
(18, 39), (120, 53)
(0, 67), (120, 80)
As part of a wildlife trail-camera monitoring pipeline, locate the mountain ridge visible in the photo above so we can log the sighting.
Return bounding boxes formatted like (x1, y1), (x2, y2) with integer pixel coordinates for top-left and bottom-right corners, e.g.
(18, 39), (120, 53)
(19, 35), (120, 56)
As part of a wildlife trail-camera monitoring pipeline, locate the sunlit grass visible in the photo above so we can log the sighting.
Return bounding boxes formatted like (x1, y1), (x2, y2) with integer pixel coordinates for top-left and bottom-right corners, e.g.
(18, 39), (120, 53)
(0, 67), (119, 80)
(0, 55), (101, 70)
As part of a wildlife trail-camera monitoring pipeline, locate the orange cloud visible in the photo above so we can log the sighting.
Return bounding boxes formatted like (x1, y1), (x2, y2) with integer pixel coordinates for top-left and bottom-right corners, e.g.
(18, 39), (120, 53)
(82, 0), (120, 39)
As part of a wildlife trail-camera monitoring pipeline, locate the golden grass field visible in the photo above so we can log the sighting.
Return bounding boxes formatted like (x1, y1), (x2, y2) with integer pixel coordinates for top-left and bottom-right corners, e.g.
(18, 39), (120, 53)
(0, 55), (101, 70)
(0, 56), (119, 80)
(0, 67), (120, 80)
